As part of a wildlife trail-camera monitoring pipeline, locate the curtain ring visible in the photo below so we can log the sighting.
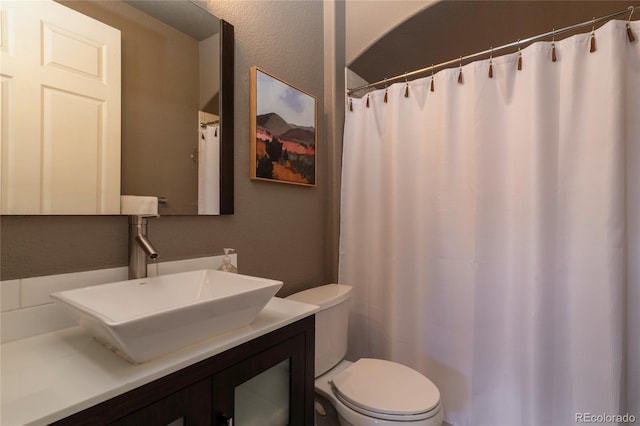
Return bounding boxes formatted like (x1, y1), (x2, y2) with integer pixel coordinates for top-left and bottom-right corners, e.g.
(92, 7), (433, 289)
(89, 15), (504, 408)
(627, 6), (637, 42)
(404, 73), (409, 98)
(430, 64), (435, 92)
(517, 39), (523, 70)
(590, 17), (597, 52)
(488, 47), (494, 78)
(457, 56), (463, 84)
(383, 78), (388, 103)
(551, 29), (557, 62)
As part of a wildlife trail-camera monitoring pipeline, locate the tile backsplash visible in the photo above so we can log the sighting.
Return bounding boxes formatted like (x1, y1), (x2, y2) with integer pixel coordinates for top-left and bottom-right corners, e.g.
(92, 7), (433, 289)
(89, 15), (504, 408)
(0, 254), (237, 343)
(0, 279), (20, 312)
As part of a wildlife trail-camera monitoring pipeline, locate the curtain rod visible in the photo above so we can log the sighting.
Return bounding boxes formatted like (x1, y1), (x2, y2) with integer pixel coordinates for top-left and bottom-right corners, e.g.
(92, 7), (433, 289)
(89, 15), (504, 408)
(347, 5), (637, 96)
(200, 120), (219, 128)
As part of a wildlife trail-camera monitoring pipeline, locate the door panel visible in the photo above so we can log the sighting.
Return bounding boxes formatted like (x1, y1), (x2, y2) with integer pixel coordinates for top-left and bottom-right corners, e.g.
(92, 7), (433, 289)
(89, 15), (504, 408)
(0, 0), (120, 214)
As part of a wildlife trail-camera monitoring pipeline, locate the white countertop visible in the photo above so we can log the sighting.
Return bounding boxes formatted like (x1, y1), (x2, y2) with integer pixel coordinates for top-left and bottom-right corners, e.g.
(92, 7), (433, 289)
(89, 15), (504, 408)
(0, 297), (318, 426)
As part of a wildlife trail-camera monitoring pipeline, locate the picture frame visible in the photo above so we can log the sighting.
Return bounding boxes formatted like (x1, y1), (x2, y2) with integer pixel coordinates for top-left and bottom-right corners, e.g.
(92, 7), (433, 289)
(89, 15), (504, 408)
(250, 67), (317, 186)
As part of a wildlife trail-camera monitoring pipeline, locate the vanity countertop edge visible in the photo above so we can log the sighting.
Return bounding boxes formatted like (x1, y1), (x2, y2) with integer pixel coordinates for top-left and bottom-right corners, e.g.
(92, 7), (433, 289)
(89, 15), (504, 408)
(0, 297), (319, 426)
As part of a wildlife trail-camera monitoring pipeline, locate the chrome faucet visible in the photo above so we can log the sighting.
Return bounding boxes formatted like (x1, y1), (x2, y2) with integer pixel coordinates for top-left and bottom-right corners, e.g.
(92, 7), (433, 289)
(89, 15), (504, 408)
(128, 215), (158, 279)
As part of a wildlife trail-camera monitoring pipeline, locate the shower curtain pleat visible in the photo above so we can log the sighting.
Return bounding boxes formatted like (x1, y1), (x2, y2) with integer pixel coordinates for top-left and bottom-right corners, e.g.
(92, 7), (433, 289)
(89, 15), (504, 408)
(339, 20), (639, 426)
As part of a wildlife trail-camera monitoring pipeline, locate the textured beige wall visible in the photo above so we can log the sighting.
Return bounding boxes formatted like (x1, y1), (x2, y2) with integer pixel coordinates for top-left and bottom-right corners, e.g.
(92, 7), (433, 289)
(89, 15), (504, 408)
(345, 0), (435, 65)
(348, 0), (640, 87)
(0, 1), (328, 297)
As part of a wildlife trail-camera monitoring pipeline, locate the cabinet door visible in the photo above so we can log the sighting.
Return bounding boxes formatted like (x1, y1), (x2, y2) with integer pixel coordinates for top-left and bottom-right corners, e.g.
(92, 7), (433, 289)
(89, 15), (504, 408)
(212, 333), (309, 426)
(109, 378), (211, 426)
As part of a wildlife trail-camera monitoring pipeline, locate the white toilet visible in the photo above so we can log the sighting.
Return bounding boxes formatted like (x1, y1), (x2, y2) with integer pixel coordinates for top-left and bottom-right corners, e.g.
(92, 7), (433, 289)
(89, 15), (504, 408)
(287, 284), (444, 426)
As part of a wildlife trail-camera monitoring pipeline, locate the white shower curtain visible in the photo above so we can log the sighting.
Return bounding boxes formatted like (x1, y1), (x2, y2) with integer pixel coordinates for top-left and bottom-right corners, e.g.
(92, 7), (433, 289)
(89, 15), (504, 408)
(340, 20), (639, 426)
(198, 124), (220, 215)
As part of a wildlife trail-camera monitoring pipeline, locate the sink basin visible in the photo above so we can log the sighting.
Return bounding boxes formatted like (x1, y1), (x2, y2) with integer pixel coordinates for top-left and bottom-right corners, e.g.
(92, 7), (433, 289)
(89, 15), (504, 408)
(50, 269), (282, 363)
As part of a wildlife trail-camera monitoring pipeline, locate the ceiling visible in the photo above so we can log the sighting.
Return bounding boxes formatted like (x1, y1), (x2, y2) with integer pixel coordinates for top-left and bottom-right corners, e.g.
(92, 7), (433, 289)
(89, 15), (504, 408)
(348, 0), (640, 93)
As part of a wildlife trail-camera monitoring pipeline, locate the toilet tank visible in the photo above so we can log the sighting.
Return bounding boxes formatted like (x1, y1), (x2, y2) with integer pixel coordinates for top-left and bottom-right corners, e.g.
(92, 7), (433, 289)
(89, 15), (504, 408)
(286, 284), (352, 377)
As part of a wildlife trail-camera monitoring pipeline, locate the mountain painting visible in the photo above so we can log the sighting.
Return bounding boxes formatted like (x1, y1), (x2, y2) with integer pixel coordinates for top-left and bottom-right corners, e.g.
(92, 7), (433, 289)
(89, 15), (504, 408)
(250, 67), (317, 186)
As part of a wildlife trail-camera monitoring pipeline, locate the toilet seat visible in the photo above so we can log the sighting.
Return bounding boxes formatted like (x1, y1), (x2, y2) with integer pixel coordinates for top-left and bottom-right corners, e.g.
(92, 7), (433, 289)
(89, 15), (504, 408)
(331, 358), (441, 422)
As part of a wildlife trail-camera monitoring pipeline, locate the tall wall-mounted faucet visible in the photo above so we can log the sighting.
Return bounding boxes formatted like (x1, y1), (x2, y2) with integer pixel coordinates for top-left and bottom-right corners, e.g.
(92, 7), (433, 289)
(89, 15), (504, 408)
(128, 215), (158, 279)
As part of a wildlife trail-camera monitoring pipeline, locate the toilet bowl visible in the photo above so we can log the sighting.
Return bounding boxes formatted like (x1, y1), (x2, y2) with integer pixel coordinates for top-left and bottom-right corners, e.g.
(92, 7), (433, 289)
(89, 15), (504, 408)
(287, 284), (444, 426)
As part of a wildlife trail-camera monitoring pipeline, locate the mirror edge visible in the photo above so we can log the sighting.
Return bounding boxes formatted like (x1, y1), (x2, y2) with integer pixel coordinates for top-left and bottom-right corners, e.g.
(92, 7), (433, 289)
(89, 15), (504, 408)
(219, 19), (234, 215)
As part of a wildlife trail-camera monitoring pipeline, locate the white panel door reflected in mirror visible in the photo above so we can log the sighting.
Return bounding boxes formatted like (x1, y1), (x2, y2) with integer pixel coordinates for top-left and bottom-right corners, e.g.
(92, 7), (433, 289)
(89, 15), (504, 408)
(0, 0), (121, 214)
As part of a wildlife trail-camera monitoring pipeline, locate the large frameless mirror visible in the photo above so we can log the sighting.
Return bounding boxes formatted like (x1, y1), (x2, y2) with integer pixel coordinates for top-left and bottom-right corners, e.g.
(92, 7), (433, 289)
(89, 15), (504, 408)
(0, 0), (234, 215)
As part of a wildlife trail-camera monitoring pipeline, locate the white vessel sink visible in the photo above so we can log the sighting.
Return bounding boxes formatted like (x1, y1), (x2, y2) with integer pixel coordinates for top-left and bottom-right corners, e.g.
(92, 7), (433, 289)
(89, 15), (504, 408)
(50, 270), (283, 363)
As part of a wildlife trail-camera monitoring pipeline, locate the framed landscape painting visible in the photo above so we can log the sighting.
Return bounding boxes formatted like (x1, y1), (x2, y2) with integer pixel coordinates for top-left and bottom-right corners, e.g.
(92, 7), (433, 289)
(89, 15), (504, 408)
(250, 67), (317, 186)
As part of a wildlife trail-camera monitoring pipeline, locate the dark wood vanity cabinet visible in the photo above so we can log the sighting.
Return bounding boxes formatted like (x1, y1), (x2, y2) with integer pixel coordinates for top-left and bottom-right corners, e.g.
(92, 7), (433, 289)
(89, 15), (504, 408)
(51, 315), (315, 426)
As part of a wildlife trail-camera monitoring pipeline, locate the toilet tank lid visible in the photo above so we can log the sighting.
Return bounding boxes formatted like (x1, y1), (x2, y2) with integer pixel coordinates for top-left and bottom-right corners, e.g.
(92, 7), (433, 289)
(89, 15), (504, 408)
(286, 284), (352, 310)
